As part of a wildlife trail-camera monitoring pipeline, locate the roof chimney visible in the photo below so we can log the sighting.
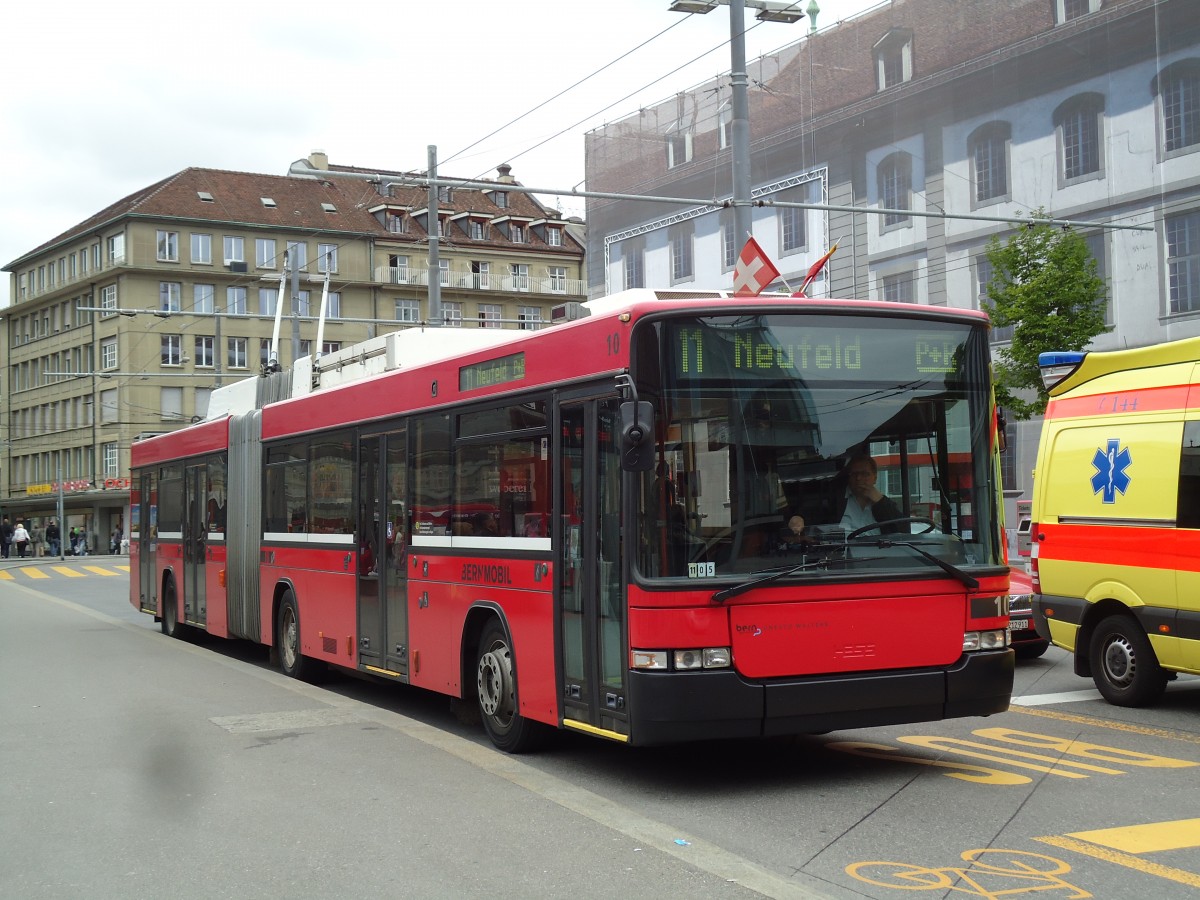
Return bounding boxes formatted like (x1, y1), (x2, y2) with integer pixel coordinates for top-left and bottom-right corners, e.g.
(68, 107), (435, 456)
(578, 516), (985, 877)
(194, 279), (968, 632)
(309, 150), (329, 170)
(496, 163), (515, 184)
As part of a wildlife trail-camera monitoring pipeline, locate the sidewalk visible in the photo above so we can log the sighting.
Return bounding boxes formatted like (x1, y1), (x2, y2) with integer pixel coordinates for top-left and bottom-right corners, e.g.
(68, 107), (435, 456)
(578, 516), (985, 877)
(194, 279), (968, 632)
(0, 553), (128, 571)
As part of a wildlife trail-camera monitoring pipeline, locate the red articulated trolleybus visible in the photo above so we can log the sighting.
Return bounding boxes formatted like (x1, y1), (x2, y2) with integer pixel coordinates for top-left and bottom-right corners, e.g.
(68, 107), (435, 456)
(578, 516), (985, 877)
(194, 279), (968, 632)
(130, 289), (1014, 751)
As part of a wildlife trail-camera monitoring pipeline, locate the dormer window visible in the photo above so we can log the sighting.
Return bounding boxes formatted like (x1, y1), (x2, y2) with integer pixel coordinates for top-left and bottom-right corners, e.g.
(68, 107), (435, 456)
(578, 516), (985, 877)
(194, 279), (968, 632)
(321, 202), (337, 213)
(197, 191), (214, 202)
(261, 197), (277, 208)
(509, 223), (526, 243)
(547, 227), (563, 247)
(1055, 0), (1101, 24)
(469, 218), (487, 240)
(494, 191), (508, 209)
(386, 212), (407, 233)
(438, 186), (452, 204)
(874, 28), (913, 91)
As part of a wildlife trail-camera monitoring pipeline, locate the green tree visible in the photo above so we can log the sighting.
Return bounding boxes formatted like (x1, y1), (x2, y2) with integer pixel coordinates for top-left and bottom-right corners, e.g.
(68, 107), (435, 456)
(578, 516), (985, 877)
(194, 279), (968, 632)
(982, 212), (1107, 420)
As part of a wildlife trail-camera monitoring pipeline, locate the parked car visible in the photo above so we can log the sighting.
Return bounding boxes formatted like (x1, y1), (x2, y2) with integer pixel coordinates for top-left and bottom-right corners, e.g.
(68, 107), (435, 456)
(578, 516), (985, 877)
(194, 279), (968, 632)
(1008, 568), (1048, 659)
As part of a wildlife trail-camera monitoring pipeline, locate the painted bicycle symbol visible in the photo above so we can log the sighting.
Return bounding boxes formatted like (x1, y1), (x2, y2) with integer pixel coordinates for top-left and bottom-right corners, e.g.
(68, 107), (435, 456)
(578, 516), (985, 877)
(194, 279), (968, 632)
(847, 849), (1089, 898)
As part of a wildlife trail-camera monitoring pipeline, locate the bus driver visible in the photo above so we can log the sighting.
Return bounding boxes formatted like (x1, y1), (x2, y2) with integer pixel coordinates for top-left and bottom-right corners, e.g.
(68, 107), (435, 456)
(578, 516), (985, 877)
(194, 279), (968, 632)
(839, 453), (903, 533)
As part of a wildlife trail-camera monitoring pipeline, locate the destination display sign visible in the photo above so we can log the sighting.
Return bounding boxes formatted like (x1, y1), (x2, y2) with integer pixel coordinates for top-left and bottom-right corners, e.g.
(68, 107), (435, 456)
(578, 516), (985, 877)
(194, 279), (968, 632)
(460, 352), (526, 392)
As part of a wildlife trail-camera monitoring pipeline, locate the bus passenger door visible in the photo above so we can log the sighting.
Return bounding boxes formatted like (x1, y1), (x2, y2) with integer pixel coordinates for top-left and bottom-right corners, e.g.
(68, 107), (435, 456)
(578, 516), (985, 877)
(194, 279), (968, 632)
(559, 398), (626, 737)
(182, 463), (207, 626)
(137, 471), (157, 614)
(358, 430), (409, 677)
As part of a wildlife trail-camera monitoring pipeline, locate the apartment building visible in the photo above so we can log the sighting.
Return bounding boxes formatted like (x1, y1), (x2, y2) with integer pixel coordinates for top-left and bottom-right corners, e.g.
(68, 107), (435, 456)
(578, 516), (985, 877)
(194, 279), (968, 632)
(1, 153), (585, 547)
(583, 0), (1199, 520)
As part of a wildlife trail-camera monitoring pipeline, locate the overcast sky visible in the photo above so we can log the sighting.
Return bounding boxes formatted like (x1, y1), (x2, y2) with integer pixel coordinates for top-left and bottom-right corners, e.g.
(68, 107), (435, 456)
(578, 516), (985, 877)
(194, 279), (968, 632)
(0, 0), (878, 309)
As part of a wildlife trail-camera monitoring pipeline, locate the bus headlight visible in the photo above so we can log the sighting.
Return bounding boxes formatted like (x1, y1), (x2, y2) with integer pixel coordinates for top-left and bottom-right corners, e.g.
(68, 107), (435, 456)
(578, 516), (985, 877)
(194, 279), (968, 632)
(963, 629), (1009, 652)
(673, 647), (732, 670)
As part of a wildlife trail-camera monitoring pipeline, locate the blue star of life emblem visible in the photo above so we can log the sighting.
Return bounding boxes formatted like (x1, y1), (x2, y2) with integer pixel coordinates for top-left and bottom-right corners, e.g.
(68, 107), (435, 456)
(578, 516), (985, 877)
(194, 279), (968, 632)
(1090, 439), (1132, 504)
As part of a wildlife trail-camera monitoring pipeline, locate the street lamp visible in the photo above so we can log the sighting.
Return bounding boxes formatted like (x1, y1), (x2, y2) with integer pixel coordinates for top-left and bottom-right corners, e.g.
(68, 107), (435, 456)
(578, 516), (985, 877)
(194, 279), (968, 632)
(668, 0), (806, 243)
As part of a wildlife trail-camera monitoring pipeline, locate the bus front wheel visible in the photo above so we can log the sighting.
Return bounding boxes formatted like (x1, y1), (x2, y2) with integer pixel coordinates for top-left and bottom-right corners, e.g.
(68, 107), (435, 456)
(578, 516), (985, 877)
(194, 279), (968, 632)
(475, 621), (545, 753)
(160, 581), (184, 639)
(277, 591), (325, 682)
(1089, 614), (1167, 707)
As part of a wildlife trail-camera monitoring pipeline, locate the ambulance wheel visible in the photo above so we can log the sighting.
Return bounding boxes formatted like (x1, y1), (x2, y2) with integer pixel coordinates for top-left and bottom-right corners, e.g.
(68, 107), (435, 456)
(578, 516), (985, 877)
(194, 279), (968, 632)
(475, 620), (546, 754)
(1089, 614), (1167, 707)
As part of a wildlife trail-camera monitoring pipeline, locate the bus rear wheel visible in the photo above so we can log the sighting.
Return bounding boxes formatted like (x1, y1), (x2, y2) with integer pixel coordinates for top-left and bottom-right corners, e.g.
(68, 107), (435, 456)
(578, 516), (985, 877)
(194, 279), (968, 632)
(475, 621), (545, 753)
(1090, 614), (1167, 707)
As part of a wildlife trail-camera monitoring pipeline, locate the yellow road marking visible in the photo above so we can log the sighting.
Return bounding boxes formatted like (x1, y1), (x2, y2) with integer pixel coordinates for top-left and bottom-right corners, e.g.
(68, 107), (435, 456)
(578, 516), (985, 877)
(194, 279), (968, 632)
(51, 566), (86, 578)
(82, 566), (120, 577)
(113, 564), (130, 572)
(0, 570), (12, 580)
(1067, 818), (1200, 854)
(20, 568), (50, 579)
(1036, 834), (1200, 889)
(1012, 703), (1200, 746)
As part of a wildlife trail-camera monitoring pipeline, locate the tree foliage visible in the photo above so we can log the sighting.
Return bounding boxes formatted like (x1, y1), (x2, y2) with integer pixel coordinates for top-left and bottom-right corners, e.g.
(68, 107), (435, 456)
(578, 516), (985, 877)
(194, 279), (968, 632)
(982, 212), (1108, 420)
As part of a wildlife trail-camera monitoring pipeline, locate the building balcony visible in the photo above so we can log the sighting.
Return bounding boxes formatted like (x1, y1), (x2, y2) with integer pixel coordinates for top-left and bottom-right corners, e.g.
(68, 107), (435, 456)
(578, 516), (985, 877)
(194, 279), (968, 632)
(375, 263), (585, 297)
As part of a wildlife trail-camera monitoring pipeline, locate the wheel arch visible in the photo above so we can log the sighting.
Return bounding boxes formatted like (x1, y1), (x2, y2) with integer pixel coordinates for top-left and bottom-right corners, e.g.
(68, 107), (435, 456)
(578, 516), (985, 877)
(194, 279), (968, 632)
(160, 566), (178, 618)
(270, 577), (300, 648)
(1075, 597), (1142, 678)
(461, 600), (511, 701)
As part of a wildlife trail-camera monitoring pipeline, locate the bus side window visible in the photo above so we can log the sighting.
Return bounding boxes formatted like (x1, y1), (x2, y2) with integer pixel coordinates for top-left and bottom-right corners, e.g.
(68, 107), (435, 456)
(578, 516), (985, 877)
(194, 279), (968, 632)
(1177, 421), (1200, 529)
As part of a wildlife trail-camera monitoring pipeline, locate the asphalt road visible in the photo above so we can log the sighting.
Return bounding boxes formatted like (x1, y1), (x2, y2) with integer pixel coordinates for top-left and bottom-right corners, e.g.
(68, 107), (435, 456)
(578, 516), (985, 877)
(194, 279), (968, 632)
(3, 560), (1199, 899)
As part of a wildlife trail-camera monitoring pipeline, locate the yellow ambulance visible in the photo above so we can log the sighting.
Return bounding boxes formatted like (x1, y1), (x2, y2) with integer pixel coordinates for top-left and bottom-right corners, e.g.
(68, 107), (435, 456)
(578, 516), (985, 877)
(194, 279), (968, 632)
(1031, 336), (1200, 706)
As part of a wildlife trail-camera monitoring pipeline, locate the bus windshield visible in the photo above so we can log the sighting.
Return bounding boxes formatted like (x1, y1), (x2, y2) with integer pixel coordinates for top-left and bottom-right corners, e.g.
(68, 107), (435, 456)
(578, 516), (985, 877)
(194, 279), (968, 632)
(634, 313), (1002, 580)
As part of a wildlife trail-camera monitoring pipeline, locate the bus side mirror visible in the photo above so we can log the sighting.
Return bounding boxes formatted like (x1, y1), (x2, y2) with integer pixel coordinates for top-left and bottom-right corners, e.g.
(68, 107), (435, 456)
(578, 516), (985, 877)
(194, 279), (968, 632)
(619, 401), (655, 472)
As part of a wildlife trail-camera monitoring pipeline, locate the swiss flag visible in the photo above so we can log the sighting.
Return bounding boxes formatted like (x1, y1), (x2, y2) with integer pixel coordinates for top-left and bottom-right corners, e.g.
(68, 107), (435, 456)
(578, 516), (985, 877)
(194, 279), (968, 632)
(732, 237), (780, 297)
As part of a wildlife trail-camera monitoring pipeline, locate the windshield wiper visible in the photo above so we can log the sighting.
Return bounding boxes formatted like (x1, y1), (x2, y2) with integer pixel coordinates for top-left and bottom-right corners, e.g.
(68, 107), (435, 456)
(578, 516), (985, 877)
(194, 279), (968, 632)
(711, 554), (856, 603)
(864, 539), (980, 589)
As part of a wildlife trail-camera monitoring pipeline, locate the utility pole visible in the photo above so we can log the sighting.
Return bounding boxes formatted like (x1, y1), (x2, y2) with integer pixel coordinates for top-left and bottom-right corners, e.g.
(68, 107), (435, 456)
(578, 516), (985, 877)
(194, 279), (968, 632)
(427, 145), (443, 327)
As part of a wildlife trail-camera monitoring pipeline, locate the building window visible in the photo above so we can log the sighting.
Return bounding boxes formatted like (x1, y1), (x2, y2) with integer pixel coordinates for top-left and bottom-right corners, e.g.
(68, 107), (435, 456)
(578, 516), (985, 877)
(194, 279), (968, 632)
(548, 266), (567, 293)
(100, 388), (118, 425)
(874, 28), (913, 90)
(442, 301), (463, 327)
(322, 341), (340, 355)
(326, 292), (342, 319)
(780, 204), (806, 255)
(470, 261), (491, 289)
(106, 235), (124, 265)
(286, 241), (307, 271)
(317, 243), (338, 273)
(396, 299), (420, 323)
(161, 387), (183, 421)
(1055, 0), (1100, 24)
(718, 101), (732, 150)
(157, 230), (179, 262)
(969, 121), (1011, 206)
(256, 238), (277, 269)
(518, 306), (543, 330)
(161, 334), (184, 366)
(623, 240), (645, 290)
(223, 235), (244, 264)
(259, 288), (279, 316)
(1154, 60), (1200, 158)
(721, 212), (737, 271)
(511, 264), (530, 292)
(666, 120), (693, 169)
(669, 222), (694, 282)
(478, 304), (502, 328)
(469, 219), (487, 240)
(227, 286), (247, 316)
(103, 443), (119, 479)
(509, 223), (526, 243)
(191, 233), (212, 264)
(228, 337), (248, 369)
(881, 271), (914, 304)
(390, 255), (410, 284)
(438, 186), (452, 204)
(194, 284), (214, 314)
(1055, 93), (1104, 183)
(494, 191), (508, 210)
(1167, 209), (1200, 315)
(879, 153), (912, 228)
(386, 212), (407, 233)
(195, 336), (215, 368)
(159, 282), (182, 313)
(260, 338), (272, 368)
(195, 388), (212, 419)
(546, 227), (563, 247)
(100, 284), (118, 316)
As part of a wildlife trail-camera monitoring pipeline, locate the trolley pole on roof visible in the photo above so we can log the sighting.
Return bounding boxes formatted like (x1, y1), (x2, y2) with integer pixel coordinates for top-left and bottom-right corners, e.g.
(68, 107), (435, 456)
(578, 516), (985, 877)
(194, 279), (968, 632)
(728, 0), (753, 243)
(427, 145), (443, 328)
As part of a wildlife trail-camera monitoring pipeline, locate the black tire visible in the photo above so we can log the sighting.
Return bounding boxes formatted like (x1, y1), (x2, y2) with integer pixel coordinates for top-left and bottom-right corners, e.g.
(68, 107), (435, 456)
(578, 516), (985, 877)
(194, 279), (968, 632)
(1089, 614), (1168, 707)
(160, 581), (184, 639)
(475, 620), (546, 753)
(277, 590), (325, 682)
(1015, 640), (1049, 660)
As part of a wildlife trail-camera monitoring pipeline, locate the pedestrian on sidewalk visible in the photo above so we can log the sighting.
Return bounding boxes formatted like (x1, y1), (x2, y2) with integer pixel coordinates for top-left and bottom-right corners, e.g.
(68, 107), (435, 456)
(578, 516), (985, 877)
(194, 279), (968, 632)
(13, 521), (30, 558)
(31, 522), (45, 557)
(1, 516), (12, 559)
(46, 520), (61, 557)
